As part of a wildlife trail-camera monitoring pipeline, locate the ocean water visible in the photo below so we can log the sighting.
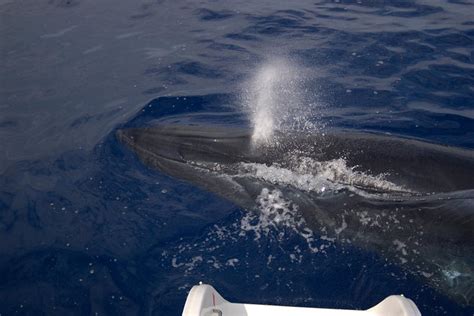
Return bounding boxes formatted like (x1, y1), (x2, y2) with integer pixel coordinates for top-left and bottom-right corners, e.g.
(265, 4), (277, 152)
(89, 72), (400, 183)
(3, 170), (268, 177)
(1, 0), (474, 315)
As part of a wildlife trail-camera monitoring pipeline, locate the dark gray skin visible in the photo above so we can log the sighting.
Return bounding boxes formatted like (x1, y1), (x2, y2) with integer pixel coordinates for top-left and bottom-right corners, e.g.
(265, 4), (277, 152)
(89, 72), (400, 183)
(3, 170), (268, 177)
(117, 123), (474, 306)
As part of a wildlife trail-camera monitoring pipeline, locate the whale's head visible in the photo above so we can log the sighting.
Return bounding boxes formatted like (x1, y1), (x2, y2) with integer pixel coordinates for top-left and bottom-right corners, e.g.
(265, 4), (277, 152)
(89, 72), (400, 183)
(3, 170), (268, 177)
(117, 124), (258, 165)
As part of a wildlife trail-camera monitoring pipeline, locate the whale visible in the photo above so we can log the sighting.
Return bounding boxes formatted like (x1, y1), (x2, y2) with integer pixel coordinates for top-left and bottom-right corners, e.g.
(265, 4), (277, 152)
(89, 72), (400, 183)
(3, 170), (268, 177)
(117, 121), (474, 306)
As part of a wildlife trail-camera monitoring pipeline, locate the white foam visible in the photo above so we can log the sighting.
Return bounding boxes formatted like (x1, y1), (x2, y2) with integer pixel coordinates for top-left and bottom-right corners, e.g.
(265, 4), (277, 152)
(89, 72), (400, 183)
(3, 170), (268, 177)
(239, 188), (321, 253)
(171, 255), (203, 273)
(226, 258), (239, 267)
(236, 157), (407, 195)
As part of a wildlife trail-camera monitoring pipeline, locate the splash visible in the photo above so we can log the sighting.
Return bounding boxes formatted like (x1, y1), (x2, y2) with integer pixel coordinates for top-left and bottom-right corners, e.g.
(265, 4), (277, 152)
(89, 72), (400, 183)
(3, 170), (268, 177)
(242, 58), (319, 146)
(240, 188), (305, 239)
(235, 157), (409, 196)
(239, 187), (322, 252)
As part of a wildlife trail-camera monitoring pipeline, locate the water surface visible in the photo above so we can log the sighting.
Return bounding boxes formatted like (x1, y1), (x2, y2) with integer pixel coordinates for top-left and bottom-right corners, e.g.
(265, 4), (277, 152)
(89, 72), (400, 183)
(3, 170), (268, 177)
(1, 0), (474, 315)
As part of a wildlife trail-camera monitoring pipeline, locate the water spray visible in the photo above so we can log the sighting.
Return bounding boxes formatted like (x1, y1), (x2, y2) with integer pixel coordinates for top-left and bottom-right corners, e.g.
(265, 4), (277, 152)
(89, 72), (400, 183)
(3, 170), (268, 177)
(242, 58), (320, 147)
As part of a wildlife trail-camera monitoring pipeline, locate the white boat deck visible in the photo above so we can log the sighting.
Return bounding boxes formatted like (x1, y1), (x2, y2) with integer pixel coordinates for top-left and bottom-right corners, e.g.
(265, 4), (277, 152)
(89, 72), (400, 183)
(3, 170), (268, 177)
(182, 284), (421, 316)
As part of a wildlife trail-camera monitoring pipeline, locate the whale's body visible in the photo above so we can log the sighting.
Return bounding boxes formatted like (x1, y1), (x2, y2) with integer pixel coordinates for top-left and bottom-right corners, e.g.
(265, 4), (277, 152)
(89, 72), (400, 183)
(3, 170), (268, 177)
(117, 122), (474, 306)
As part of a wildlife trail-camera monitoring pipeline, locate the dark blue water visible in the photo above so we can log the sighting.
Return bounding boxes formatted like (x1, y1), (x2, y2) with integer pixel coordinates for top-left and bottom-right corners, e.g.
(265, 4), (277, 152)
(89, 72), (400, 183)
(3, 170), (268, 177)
(1, 1), (474, 315)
